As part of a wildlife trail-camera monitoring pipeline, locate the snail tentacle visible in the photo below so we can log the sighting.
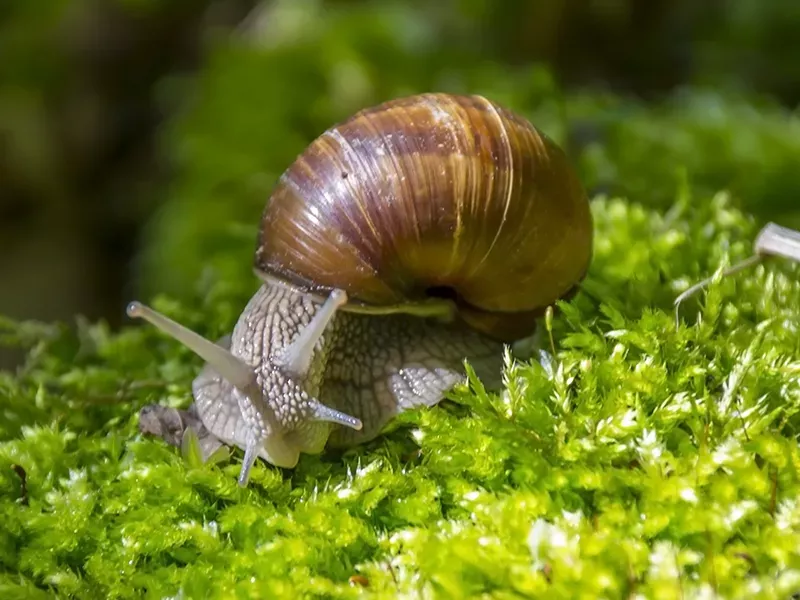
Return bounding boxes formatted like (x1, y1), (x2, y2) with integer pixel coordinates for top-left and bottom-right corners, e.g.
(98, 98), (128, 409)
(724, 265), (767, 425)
(309, 402), (363, 430)
(239, 431), (264, 486)
(275, 288), (348, 378)
(674, 222), (800, 326)
(755, 222), (800, 258)
(127, 301), (257, 394)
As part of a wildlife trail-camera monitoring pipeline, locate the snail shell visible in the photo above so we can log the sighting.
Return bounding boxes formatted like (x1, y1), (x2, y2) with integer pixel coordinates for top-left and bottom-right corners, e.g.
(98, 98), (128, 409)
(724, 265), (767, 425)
(255, 93), (593, 341)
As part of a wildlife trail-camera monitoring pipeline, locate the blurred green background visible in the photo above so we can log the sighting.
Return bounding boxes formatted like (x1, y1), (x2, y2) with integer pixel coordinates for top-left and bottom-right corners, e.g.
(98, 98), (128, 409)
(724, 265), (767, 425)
(2, 0), (800, 368)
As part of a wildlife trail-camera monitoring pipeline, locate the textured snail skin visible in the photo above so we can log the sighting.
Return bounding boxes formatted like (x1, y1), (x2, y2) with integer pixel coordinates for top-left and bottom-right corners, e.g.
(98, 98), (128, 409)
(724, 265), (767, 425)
(255, 93), (593, 341)
(138, 282), (505, 472)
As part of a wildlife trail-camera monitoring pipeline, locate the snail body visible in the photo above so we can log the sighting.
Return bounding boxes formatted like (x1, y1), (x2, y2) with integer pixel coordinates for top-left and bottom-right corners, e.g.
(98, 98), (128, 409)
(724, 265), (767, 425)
(128, 93), (593, 486)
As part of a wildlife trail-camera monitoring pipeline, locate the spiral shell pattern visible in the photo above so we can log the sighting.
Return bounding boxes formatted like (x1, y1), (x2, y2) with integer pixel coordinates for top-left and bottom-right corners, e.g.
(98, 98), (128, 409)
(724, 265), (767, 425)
(255, 93), (592, 341)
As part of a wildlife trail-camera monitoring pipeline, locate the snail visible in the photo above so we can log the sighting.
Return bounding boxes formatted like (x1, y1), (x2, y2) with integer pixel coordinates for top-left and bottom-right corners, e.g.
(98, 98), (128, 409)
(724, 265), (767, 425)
(128, 93), (593, 486)
(674, 222), (800, 325)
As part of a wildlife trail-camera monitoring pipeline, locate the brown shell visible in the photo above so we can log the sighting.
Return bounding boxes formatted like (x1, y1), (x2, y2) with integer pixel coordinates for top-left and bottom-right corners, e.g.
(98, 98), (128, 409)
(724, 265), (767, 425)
(254, 93), (593, 341)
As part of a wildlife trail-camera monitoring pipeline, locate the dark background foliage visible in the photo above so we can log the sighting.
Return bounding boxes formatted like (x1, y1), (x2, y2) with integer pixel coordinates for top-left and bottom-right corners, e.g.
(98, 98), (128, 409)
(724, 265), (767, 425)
(2, 0), (800, 369)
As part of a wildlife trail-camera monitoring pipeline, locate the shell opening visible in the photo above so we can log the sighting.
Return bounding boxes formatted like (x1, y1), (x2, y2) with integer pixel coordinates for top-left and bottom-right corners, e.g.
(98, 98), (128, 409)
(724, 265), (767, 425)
(424, 285), (459, 303)
(419, 285), (544, 343)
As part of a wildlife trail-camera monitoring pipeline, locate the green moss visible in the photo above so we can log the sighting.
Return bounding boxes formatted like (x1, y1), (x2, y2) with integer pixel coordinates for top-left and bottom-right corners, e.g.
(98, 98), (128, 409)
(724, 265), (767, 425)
(3, 189), (800, 598)
(4, 2), (800, 596)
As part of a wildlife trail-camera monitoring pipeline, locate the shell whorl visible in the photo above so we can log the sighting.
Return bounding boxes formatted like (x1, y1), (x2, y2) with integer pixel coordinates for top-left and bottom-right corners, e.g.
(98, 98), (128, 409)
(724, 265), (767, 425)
(255, 93), (593, 341)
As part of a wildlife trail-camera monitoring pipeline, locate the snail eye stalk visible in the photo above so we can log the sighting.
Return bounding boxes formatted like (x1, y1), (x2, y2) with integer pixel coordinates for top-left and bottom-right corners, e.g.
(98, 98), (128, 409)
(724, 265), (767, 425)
(275, 289), (348, 379)
(126, 301), (257, 392)
(674, 222), (800, 325)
